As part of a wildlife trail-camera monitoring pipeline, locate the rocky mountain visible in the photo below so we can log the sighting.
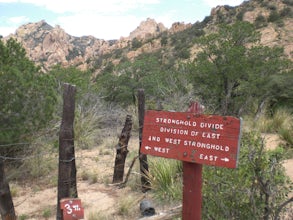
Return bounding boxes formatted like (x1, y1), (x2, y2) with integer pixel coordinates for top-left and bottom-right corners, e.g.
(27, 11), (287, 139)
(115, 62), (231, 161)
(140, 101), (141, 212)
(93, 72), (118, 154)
(3, 0), (293, 73)
(4, 18), (190, 71)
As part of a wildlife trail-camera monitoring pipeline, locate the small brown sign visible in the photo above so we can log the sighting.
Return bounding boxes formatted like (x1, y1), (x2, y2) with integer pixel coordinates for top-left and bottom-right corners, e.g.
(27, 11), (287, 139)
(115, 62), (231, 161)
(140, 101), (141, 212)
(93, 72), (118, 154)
(141, 110), (241, 168)
(60, 198), (84, 220)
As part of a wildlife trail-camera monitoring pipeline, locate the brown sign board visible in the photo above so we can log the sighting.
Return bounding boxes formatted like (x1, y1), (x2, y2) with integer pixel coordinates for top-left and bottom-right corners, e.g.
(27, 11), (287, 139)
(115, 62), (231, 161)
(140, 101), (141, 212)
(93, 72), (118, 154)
(141, 110), (242, 168)
(60, 198), (84, 220)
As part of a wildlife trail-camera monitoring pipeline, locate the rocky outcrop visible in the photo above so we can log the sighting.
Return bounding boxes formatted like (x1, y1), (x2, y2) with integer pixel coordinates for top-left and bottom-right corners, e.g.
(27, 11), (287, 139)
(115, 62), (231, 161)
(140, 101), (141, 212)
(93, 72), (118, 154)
(6, 20), (112, 71)
(128, 18), (167, 40)
(169, 22), (192, 34)
(4, 18), (181, 71)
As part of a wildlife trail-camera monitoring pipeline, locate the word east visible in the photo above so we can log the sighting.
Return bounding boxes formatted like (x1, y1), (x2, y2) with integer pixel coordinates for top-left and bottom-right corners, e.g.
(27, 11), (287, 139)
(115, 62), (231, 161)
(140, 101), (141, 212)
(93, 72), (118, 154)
(199, 154), (218, 161)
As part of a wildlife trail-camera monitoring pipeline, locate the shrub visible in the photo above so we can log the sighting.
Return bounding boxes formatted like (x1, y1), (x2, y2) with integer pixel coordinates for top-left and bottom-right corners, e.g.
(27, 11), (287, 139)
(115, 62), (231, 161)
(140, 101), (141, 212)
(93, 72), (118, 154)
(202, 131), (292, 219)
(148, 158), (182, 202)
(283, 0), (293, 6)
(268, 10), (281, 22)
(132, 37), (143, 49)
(254, 14), (267, 28)
(280, 7), (293, 17)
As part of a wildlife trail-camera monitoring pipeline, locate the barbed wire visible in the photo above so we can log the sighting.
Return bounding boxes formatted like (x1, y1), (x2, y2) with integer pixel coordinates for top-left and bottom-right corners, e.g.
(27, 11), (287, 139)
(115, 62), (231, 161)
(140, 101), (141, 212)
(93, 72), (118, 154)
(0, 150), (137, 167)
(0, 142), (30, 147)
(0, 152), (58, 161)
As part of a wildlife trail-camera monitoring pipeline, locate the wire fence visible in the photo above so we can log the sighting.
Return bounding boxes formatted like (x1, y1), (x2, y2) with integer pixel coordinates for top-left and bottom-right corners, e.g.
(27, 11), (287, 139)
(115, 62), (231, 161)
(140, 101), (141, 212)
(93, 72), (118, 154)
(1, 137), (141, 185)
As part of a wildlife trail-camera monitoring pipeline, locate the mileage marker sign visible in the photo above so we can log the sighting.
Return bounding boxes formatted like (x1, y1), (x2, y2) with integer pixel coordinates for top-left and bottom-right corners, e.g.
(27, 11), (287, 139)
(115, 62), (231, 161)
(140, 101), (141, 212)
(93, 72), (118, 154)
(141, 110), (242, 168)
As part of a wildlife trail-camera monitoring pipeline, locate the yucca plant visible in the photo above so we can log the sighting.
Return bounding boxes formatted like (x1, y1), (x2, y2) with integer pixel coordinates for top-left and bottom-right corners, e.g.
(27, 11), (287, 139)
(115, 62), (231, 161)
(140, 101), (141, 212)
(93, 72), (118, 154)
(74, 104), (103, 149)
(148, 158), (182, 202)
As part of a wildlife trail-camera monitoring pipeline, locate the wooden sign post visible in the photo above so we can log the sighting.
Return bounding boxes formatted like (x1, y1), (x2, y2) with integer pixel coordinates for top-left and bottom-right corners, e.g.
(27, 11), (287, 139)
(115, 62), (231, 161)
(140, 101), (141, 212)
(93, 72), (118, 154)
(141, 102), (242, 219)
(183, 102), (204, 220)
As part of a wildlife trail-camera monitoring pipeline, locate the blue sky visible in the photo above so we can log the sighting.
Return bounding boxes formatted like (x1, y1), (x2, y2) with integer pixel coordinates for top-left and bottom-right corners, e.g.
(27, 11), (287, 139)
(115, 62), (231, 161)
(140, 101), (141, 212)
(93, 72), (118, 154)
(0, 0), (246, 40)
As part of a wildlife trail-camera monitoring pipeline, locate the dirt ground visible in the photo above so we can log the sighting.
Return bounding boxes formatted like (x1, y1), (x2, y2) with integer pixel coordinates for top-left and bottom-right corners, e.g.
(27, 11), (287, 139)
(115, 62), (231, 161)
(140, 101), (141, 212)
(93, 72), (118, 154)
(11, 134), (293, 219)
(13, 137), (145, 219)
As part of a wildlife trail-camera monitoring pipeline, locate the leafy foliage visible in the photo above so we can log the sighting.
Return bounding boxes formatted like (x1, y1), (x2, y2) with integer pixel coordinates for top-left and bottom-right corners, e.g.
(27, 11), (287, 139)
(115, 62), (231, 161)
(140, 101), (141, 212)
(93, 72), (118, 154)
(0, 38), (57, 146)
(49, 65), (92, 96)
(186, 21), (292, 116)
(95, 52), (190, 109)
(203, 132), (292, 219)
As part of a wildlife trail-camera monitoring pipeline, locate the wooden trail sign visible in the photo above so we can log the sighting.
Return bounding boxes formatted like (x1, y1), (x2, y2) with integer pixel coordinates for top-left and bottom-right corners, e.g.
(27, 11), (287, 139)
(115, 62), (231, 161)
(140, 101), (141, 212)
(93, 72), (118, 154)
(140, 102), (242, 220)
(141, 110), (241, 168)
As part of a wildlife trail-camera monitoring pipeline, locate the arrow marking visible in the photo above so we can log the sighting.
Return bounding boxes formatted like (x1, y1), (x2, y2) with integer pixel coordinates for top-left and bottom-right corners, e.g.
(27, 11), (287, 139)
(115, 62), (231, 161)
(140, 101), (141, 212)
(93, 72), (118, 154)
(145, 146), (151, 150)
(221, 157), (229, 162)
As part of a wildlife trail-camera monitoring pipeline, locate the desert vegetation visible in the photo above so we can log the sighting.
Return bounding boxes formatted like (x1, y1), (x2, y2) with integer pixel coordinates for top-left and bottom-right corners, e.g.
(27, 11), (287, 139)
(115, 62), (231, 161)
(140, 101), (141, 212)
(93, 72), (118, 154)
(1, 7), (292, 219)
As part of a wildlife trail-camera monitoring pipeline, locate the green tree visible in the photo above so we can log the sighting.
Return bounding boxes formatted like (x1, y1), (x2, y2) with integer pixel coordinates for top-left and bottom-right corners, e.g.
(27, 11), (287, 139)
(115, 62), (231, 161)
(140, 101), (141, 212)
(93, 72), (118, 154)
(49, 65), (92, 97)
(0, 38), (57, 147)
(95, 53), (190, 108)
(186, 21), (291, 116)
(95, 53), (162, 106)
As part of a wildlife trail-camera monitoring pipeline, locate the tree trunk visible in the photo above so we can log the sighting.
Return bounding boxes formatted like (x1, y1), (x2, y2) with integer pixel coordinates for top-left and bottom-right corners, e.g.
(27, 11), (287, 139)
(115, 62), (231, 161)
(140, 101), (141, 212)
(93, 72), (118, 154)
(112, 114), (132, 183)
(254, 99), (267, 121)
(221, 79), (233, 115)
(56, 83), (77, 220)
(137, 89), (151, 192)
(0, 159), (16, 220)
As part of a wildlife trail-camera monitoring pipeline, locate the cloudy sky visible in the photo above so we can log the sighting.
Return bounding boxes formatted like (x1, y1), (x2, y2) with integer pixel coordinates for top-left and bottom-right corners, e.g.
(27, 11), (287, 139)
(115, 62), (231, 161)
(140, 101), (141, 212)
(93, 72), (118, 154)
(0, 0), (246, 40)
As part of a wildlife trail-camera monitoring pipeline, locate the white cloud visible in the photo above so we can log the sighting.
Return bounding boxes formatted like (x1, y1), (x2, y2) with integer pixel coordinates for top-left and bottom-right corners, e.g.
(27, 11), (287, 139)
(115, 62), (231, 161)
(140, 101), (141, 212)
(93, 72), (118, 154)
(0, 0), (17, 2)
(0, 26), (17, 36)
(0, 0), (161, 39)
(0, 16), (29, 37)
(8, 16), (29, 24)
(2, 0), (160, 14)
(204, 0), (246, 7)
(56, 13), (142, 39)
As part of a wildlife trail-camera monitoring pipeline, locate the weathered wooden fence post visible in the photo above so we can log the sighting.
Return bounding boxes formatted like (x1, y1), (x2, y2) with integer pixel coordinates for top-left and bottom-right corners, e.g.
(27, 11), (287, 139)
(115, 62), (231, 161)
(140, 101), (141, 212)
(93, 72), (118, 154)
(0, 159), (16, 220)
(112, 114), (133, 183)
(57, 83), (78, 220)
(138, 89), (151, 192)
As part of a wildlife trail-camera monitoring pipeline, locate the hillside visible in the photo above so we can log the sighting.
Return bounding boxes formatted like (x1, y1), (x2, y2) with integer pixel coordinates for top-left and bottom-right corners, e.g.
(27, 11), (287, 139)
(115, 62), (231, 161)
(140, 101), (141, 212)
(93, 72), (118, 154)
(3, 0), (292, 74)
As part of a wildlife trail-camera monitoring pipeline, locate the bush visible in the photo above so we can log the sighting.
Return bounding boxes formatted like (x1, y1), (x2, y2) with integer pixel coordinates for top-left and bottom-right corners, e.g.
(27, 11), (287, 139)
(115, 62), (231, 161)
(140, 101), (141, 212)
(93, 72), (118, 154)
(280, 7), (293, 17)
(282, 0), (293, 6)
(202, 131), (292, 219)
(132, 37), (143, 49)
(254, 14), (267, 28)
(0, 38), (57, 147)
(268, 11), (281, 23)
